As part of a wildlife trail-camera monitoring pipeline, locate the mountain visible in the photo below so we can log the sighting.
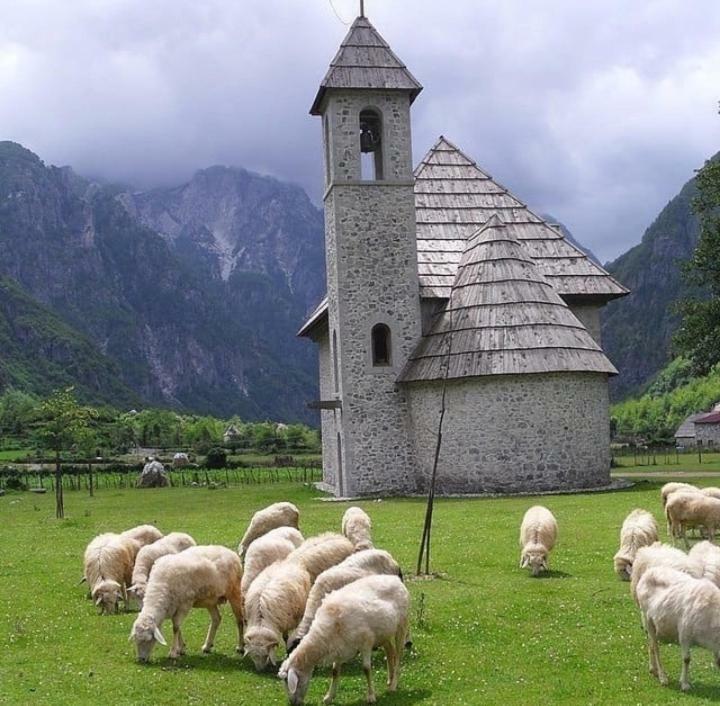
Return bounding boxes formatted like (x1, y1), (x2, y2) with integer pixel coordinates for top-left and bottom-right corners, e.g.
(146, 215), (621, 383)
(601, 163), (705, 400)
(0, 276), (138, 405)
(0, 141), (324, 422)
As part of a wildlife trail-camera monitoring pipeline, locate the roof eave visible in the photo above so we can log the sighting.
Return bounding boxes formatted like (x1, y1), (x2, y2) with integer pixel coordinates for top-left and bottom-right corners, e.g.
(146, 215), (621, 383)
(310, 85), (422, 116)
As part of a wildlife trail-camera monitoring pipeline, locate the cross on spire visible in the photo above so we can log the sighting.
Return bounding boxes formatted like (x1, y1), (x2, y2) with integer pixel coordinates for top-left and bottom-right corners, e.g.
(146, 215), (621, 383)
(360, 0), (365, 17)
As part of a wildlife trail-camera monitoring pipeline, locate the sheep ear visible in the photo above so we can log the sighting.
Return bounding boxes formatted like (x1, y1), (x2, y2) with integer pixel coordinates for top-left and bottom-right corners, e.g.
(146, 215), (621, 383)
(153, 627), (167, 646)
(288, 669), (299, 695)
(269, 651), (278, 667)
(78, 576), (87, 585)
(95, 596), (103, 606)
(128, 584), (137, 592)
(128, 631), (135, 642)
(520, 556), (529, 569)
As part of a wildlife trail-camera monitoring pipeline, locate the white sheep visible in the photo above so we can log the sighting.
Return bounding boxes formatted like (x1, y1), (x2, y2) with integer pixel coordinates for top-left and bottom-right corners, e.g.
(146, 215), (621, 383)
(120, 524), (163, 547)
(129, 545), (243, 662)
(660, 482), (699, 508)
(278, 574), (410, 706)
(240, 526), (304, 598)
(238, 502), (300, 560)
(289, 533), (354, 581)
(519, 506), (558, 577)
(687, 540), (720, 587)
(243, 533), (354, 671)
(83, 533), (140, 614)
(128, 532), (197, 604)
(613, 509), (659, 580)
(702, 487), (720, 501)
(629, 542), (700, 604)
(636, 565), (720, 691)
(341, 506), (373, 551)
(665, 492), (720, 547)
(288, 548), (401, 652)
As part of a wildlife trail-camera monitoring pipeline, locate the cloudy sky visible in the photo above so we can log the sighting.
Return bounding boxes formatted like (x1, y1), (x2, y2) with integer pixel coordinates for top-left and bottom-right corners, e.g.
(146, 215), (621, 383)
(1, 0), (718, 262)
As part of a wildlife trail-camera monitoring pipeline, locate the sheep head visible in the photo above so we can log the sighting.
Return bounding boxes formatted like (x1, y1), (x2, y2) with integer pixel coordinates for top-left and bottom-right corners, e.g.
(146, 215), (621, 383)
(91, 580), (123, 615)
(127, 582), (147, 604)
(279, 664), (311, 706)
(130, 614), (166, 663)
(521, 548), (548, 577)
(243, 625), (281, 671)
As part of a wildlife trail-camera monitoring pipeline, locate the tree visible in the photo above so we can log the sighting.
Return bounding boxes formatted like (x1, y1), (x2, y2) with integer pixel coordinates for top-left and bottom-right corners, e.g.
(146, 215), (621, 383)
(675, 155), (720, 373)
(34, 388), (95, 518)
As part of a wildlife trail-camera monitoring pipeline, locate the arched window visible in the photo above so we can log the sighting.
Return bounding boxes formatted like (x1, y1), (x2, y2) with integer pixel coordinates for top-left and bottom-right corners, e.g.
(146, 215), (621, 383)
(359, 108), (383, 181)
(371, 324), (391, 366)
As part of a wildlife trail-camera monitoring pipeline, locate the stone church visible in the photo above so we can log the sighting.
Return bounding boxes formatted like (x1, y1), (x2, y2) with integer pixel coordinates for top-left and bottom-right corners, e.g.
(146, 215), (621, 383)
(299, 12), (628, 497)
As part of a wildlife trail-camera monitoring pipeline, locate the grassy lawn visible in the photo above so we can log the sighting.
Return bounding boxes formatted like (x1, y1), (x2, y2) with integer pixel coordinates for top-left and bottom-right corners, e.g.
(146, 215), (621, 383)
(4, 480), (720, 705)
(0, 448), (32, 462)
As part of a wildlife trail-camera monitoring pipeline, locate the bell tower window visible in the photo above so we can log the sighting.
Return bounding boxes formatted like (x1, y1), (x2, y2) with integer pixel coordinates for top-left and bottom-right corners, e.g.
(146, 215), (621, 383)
(371, 324), (391, 366)
(359, 109), (383, 181)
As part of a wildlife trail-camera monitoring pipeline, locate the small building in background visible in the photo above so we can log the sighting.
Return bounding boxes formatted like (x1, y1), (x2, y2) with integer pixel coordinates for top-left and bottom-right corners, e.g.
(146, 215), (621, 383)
(674, 413), (706, 447)
(694, 411), (720, 447)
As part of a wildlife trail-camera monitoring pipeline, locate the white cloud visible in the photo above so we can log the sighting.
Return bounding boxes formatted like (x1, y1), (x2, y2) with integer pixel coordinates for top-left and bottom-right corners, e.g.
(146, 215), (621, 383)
(0, 0), (718, 261)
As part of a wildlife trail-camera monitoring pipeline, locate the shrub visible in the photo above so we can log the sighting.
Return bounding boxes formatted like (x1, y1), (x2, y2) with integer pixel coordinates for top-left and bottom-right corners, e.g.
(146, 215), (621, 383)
(205, 447), (227, 469)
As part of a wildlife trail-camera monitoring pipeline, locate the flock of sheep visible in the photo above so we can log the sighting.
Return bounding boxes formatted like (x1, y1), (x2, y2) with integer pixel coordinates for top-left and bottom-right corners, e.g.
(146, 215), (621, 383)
(517, 484), (720, 693)
(80, 483), (720, 701)
(81, 502), (408, 705)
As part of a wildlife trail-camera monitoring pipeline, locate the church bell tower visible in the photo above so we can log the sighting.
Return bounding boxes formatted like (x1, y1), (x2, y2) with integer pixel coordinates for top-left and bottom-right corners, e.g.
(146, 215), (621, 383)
(310, 11), (423, 496)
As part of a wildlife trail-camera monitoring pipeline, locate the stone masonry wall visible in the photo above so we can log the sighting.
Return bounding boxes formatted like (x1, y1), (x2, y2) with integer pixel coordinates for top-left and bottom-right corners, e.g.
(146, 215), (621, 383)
(405, 372), (611, 494)
(322, 89), (421, 496)
(317, 331), (338, 492)
(695, 423), (720, 446)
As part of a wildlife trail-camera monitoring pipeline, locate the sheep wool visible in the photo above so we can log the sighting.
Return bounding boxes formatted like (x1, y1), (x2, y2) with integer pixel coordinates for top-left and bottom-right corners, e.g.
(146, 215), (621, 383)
(240, 526), (304, 598)
(237, 502), (300, 560)
(613, 509), (658, 580)
(129, 545), (243, 663)
(636, 565), (720, 691)
(129, 532), (197, 603)
(665, 492), (720, 547)
(341, 506), (373, 551)
(120, 524), (163, 548)
(519, 506), (558, 577)
(279, 574), (409, 706)
(288, 548), (401, 651)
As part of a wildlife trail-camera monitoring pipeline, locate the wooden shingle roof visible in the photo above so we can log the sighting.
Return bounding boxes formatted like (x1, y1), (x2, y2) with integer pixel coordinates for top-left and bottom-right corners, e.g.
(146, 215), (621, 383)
(398, 214), (618, 382)
(310, 16), (423, 115)
(415, 137), (628, 300)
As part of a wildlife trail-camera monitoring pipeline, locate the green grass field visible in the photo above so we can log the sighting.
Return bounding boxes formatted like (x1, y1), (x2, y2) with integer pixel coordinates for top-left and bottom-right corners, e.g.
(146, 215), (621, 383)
(3, 479), (720, 705)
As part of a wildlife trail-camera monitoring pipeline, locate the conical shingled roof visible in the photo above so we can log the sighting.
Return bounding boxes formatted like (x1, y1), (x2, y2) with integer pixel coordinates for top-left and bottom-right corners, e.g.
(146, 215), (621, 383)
(310, 16), (423, 115)
(399, 214), (618, 382)
(414, 137), (628, 300)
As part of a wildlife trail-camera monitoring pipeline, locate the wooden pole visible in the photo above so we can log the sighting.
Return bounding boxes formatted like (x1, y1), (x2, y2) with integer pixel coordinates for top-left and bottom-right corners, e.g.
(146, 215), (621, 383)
(55, 449), (64, 519)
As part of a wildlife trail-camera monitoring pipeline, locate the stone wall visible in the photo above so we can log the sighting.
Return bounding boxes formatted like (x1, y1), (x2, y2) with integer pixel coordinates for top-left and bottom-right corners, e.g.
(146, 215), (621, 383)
(321, 89), (421, 497)
(696, 423), (720, 446)
(317, 331), (339, 492)
(405, 372), (612, 494)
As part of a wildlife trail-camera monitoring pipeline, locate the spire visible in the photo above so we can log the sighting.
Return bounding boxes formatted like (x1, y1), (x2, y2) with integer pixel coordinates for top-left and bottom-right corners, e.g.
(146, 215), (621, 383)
(310, 15), (422, 115)
(399, 214), (618, 382)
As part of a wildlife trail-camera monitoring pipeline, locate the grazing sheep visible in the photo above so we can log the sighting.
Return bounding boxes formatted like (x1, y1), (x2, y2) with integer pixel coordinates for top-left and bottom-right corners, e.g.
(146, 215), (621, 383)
(120, 524), (163, 547)
(128, 532), (197, 604)
(630, 543), (701, 604)
(519, 506), (558, 577)
(238, 502), (300, 560)
(636, 566), (720, 691)
(240, 527), (304, 598)
(287, 548), (401, 652)
(687, 541), (720, 587)
(84, 533), (140, 614)
(665, 492), (720, 547)
(341, 506), (373, 551)
(613, 509), (659, 580)
(129, 545), (243, 662)
(702, 487), (720, 501)
(289, 533), (354, 581)
(660, 482), (700, 508)
(243, 533), (354, 671)
(278, 574), (409, 706)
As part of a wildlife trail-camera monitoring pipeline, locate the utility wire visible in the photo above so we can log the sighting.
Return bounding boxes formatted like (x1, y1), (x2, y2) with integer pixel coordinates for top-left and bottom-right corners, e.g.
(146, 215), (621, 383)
(328, 0), (351, 25)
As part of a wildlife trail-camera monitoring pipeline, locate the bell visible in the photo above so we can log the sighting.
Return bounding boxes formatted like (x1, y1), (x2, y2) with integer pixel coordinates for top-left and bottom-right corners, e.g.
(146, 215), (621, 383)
(360, 125), (376, 153)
